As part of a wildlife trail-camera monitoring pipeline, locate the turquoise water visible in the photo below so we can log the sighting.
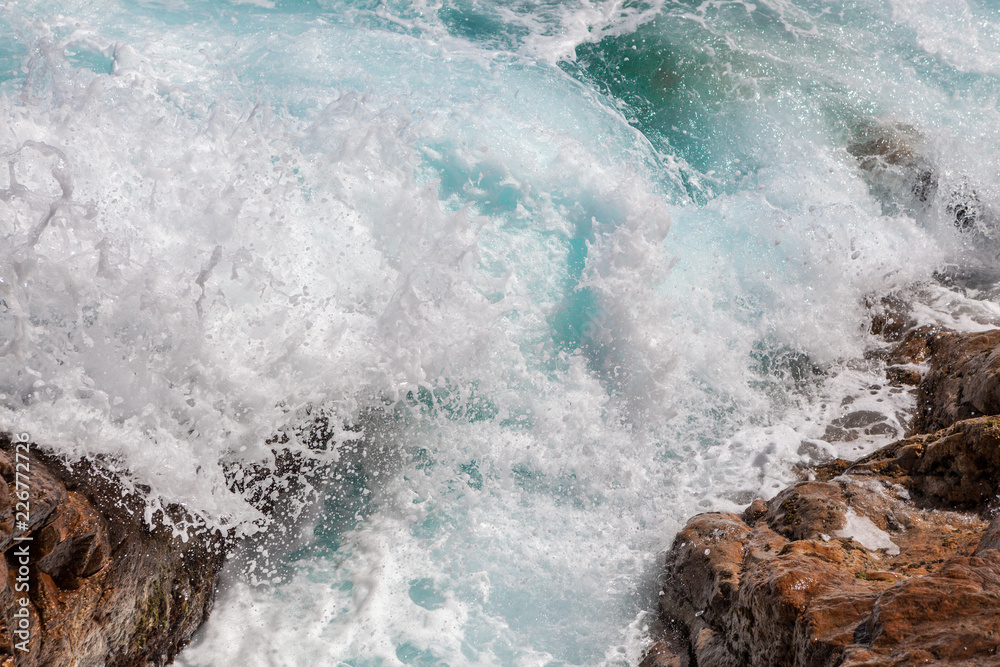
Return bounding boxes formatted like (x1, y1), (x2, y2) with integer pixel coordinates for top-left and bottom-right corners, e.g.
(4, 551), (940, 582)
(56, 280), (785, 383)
(3, 0), (1000, 664)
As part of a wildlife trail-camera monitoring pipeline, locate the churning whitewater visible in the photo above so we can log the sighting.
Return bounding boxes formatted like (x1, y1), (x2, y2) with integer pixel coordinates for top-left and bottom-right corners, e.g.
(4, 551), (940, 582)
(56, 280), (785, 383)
(3, 0), (1000, 664)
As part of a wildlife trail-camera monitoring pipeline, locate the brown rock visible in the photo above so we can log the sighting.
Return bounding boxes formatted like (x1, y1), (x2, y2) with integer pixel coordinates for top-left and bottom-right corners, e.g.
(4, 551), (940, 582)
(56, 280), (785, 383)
(741, 499), (769, 524)
(653, 414), (1000, 666)
(664, 513), (749, 618)
(729, 544), (881, 667)
(868, 294), (917, 343)
(0, 447), (69, 554)
(975, 515), (1000, 554)
(766, 482), (848, 541)
(0, 435), (226, 667)
(850, 552), (1000, 664)
(849, 416), (1000, 508)
(35, 491), (110, 588)
(885, 325), (942, 367)
(639, 639), (689, 667)
(891, 328), (1000, 434)
(812, 459), (853, 482)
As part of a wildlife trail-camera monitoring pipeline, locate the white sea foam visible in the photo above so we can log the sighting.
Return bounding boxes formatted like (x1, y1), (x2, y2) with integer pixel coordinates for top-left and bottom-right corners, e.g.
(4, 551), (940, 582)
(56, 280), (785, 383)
(835, 508), (900, 556)
(891, 0), (1000, 77)
(2, 0), (1000, 664)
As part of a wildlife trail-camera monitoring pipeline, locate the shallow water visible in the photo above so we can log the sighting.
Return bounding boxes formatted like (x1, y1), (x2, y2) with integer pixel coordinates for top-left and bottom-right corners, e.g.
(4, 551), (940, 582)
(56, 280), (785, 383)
(3, 0), (1000, 664)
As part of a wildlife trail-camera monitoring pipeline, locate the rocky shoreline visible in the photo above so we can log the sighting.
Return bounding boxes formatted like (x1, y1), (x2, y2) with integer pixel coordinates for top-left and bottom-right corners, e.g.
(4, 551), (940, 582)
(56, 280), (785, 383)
(6, 317), (1000, 665)
(0, 405), (382, 665)
(645, 326), (1000, 666)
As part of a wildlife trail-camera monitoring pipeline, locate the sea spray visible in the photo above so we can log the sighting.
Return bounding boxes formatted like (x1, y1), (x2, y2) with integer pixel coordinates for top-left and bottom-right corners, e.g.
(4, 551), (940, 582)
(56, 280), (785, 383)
(2, 0), (1000, 664)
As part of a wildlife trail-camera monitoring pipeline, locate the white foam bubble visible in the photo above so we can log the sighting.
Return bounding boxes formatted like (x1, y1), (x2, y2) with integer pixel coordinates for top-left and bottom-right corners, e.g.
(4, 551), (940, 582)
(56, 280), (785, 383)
(835, 508), (900, 556)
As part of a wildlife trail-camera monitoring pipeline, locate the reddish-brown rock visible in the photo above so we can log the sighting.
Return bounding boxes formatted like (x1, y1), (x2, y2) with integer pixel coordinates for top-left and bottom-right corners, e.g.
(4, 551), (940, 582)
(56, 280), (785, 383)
(841, 551), (1000, 665)
(650, 325), (1000, 666)
(655, 416), (1000, 666)
(867, 294), (917, 343)
(0, 435), (226, 667)
(888, 327), (1000, 433)
(639, 637), (689, 667)
(849, 416), (1000, 508)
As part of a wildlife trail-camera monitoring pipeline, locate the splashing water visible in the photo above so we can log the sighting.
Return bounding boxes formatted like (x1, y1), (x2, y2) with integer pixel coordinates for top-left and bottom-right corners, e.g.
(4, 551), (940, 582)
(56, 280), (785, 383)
(3, 0), (1000, 664)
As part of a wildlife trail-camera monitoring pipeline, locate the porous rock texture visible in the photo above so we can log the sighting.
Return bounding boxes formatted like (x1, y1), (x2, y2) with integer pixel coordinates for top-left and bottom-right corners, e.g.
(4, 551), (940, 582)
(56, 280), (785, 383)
(0, 434), (225, 667)
(647, 328), (1000, 667)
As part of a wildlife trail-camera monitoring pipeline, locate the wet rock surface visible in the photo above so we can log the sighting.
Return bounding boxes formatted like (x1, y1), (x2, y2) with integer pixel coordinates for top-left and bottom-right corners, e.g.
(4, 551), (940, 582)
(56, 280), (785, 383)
(0, 435), (225, 667)
(896, 328), (1000, 434)
(649, 326), (1000, 666)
